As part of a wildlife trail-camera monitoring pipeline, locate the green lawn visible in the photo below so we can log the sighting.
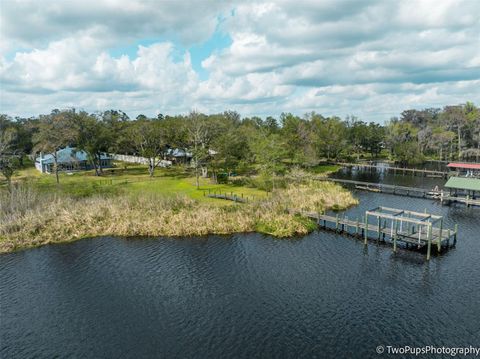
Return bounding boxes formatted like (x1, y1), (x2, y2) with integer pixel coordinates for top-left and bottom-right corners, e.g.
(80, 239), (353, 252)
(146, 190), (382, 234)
(3, 162), (267, 204)
(308, 164), (341, 174)
(2, 161), (341, 202)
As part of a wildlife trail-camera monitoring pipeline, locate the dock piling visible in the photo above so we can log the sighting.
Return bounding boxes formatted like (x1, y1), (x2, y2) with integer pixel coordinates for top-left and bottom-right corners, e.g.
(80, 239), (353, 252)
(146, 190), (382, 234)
(364, 216), (368, 244)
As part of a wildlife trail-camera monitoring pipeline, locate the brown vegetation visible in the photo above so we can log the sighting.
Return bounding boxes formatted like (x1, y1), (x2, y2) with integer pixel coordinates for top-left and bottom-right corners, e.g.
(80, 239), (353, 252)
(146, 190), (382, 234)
(0, 182), (358, 253)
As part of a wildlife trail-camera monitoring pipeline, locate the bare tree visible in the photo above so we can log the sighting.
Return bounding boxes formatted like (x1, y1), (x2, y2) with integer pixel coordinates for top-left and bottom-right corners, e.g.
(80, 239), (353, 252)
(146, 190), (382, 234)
(0, 121), (19, 190)
(131, 118), (167, 177)
(443, 106), (467, 160)
(33, 111), (77, 184)
(186, 111), (211, 189)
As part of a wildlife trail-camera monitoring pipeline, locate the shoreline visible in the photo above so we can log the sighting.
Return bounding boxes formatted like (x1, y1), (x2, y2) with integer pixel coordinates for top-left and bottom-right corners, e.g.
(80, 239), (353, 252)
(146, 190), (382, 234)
(0, 181), (358, 253)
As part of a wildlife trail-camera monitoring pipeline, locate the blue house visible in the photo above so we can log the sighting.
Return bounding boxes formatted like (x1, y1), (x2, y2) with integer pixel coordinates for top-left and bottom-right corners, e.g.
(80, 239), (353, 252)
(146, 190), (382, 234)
(35, 146), (113, 173)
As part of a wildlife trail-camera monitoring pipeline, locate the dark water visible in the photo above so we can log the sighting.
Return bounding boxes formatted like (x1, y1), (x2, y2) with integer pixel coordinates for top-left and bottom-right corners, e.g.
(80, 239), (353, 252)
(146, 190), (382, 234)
(332, 164), (446, 190)
(1, 170), (480, 358)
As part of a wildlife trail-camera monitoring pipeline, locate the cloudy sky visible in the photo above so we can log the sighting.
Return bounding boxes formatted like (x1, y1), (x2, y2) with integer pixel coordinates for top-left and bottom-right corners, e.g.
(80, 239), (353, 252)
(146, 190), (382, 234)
(1, 0), (479, 122)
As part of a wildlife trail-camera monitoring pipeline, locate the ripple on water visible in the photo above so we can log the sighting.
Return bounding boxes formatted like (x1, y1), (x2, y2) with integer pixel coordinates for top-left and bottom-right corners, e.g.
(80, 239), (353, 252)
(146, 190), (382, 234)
(1, 184), (480, 358)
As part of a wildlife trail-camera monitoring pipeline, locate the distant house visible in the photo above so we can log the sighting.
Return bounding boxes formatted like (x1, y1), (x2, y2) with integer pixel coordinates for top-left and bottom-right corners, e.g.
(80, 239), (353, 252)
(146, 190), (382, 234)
(167, 148), (192, 164)
(35, 146), (113, 173)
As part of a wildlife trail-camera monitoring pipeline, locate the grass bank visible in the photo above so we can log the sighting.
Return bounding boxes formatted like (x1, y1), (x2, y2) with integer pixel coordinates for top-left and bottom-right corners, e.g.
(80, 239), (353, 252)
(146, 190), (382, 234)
(0, 180), (357, 253)
(0, 163), (354, 253)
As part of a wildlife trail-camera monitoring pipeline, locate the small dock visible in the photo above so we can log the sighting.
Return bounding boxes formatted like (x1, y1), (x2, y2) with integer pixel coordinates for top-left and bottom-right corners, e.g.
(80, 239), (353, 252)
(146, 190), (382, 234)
(203, 189), (253, 203)
(299, 206), (457, 260)
(315, 177), (480, 206)
(315, 177), (437, 198)
(335, 162), (449, 178)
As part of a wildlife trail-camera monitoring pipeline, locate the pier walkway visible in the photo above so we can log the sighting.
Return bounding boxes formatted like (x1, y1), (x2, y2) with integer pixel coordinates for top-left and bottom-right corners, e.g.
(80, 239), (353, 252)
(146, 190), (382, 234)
(314, 177), (480, 207)
(334, 162), (449, 178)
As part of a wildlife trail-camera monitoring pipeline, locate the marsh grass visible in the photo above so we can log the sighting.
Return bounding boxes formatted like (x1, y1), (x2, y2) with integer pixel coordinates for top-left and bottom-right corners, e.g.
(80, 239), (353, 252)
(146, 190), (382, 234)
(0, 180), (357, 253)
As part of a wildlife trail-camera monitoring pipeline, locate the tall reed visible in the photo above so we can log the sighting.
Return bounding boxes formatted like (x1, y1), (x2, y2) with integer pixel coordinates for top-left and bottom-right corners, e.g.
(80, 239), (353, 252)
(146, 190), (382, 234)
(0, 181), (358, 253)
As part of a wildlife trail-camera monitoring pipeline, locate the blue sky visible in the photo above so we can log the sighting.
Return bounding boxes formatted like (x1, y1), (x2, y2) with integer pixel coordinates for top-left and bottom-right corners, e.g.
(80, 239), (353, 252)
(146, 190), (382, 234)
(1, 0), (479, 122)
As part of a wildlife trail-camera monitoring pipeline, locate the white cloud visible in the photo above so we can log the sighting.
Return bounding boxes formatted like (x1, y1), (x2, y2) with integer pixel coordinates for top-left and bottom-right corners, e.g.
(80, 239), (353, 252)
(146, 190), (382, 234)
(0, 0), (231, 52)
(0, 0), (479, 121)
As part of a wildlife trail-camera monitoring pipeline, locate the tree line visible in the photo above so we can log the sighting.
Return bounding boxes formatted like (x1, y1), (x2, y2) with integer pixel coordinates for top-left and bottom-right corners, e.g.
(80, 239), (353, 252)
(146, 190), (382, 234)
(1, 102), (479, 187)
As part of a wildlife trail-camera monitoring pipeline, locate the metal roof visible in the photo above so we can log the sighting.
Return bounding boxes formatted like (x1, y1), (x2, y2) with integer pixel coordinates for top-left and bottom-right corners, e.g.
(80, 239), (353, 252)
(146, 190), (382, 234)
(447, 162), (480, 170)
(444, 177), (480, 191)
(36, 146), (111, 165)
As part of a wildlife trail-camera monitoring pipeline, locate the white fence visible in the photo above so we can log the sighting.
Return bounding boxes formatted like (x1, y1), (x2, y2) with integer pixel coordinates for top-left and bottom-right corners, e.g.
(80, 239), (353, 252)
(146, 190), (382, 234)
(111, 154), (172, 167)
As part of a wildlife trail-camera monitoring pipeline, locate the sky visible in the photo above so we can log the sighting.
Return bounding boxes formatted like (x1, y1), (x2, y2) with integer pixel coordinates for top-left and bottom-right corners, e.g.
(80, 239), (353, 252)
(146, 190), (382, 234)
(0, 0), (479, 123)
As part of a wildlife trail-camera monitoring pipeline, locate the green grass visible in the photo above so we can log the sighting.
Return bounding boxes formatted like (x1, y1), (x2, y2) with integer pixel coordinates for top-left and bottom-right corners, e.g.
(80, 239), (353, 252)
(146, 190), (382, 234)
(308, 164), (341, 174)
(3, 162), (267, 203)
(1, 164), (359, 253)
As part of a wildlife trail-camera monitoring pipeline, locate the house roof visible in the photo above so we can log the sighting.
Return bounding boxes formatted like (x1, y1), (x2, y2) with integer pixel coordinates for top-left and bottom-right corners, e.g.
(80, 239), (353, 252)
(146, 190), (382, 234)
(36, 146), (111, 164)
(167, 148), (192, 157)
(447, 162), (480, 170)
(444, 177), (480, 191)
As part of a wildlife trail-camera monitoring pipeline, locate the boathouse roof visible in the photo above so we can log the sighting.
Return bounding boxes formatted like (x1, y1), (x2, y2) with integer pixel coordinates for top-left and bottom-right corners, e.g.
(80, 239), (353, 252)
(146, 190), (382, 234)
(445, 177), (480, 191)
(447, 162), (480, 170)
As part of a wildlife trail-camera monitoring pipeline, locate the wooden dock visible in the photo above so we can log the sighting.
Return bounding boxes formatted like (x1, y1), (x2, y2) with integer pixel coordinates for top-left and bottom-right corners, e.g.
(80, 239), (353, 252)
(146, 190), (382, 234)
(440, 194), (480, 207)
(297, 207), (458, 260)
(335, 162), (449, 178)
(203, 189), (253, 203)
(314, 177), (480, 206)
(315, 177), (437, 198)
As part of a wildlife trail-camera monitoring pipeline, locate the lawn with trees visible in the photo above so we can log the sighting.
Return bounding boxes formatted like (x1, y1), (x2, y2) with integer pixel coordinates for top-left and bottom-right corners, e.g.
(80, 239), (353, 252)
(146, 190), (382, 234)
(0, 102), (479, 252)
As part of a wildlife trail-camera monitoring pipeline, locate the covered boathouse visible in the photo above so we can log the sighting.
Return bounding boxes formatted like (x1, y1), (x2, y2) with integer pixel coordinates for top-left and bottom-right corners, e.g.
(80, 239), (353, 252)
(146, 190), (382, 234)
(35, 146), (113, 173)
(444, 177), (480, 199)
(447, 162), (480, 178)
(444, 162), (480, 201)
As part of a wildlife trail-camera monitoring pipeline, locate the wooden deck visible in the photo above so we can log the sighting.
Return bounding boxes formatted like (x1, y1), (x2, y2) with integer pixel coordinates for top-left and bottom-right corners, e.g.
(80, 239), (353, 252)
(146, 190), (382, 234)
(297, 211), (457, 260)
(204, 190), (251, 203)
(315, 177), (436, 197)
(334, 162), (449, 178)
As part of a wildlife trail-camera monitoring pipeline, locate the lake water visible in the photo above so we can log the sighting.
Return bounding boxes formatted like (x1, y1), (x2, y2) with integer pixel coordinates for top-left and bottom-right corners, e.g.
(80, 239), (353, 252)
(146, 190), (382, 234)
(1, 168), (479, 358)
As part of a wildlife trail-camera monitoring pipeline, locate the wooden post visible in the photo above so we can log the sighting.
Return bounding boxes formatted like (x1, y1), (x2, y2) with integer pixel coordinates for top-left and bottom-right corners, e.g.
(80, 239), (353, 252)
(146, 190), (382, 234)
(427, 224), (432, 260)
(377, 216), (381, 241)
(454, 224), (458, 245)
(437, 218), (443, 252)
(393, 222), (397, 253)
(335, 214), (339, 232)
(364, 214), (368, 244)
(356, 218), (359, 236)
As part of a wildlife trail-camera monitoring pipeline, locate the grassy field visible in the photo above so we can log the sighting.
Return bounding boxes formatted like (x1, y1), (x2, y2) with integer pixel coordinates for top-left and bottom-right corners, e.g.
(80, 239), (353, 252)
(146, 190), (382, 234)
(0, 162), (355, 253)
(5, 161), (268, 202)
